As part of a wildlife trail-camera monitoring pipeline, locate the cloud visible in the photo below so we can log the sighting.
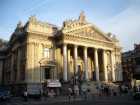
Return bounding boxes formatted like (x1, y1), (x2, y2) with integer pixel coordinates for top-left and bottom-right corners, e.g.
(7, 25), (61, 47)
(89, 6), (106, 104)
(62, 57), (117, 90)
(103, 2), (140, 51)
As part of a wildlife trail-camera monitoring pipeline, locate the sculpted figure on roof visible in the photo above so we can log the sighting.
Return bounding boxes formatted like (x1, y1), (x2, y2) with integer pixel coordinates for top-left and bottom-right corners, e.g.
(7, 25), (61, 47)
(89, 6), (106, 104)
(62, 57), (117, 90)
(79, 11), (86, 23)
(62, 11), (88, 30)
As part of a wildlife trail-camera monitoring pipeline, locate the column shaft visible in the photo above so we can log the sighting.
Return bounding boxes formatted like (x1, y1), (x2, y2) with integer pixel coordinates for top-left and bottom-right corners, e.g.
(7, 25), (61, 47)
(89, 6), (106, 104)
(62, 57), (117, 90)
(68, 49), (70, 79)
(63, 44), (67, 81)
(74, 45), (78, 75)
(111, 51), (115, 81)
(103, 50), (108, 81)
(84, 47), (88, 80)
(94, 48), (99, 81)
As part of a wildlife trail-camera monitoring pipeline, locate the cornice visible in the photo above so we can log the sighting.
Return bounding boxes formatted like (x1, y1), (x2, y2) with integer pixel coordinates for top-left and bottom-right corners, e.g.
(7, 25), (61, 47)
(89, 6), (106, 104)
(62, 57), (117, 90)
(64, 33), (114, 44)
(63, 36), (114, 50)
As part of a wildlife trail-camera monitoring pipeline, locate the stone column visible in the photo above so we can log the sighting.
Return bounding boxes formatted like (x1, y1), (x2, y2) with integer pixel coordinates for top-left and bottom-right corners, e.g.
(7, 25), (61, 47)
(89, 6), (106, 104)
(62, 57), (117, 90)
(84, 46), (88, 80)
(63, 44), (68, 81)
(74, 45), (78, 75)
(103, 50), (108, 81)
(111, 51), (115, 81)
(68, 49), (71, 79)
(94, 48), (99, 81)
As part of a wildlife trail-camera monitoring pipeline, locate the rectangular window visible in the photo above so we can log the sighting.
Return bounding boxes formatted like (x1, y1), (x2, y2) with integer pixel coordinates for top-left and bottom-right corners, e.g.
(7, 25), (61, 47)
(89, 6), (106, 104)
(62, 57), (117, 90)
(44, 48), (50, 58)
(44, 48), (53, 59)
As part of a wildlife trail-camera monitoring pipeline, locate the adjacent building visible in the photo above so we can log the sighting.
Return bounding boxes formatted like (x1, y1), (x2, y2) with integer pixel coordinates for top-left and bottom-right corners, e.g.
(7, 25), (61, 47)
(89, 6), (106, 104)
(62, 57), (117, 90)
(122, 44), (140, 88)
(133, 44), (140, 80)
(0, 12), (122, 94)
(122, 51), (135, 87)
(0, 39), (7, 85)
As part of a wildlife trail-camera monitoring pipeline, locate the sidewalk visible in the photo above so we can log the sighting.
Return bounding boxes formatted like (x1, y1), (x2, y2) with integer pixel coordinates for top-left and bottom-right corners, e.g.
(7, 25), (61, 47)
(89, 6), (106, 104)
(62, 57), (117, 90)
(41, 95), (83, 103)
(7, 94), (136, 105)
(9, 95), (84, 105)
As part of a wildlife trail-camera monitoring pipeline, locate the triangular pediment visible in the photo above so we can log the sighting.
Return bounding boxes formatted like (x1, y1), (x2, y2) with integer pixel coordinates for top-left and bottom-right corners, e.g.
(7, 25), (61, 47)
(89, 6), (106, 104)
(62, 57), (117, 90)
(61, 12), (116, 43)
(63, 24), (112, 42)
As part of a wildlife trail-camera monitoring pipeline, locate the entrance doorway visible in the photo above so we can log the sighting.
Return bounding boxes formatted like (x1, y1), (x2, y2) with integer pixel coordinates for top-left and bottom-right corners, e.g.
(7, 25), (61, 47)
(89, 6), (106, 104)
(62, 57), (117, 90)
(45, 68), (51, 79)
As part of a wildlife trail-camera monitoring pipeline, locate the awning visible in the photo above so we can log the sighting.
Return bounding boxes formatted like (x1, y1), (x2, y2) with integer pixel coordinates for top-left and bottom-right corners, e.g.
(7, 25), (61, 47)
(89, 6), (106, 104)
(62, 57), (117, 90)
(47, 80), (61, 87)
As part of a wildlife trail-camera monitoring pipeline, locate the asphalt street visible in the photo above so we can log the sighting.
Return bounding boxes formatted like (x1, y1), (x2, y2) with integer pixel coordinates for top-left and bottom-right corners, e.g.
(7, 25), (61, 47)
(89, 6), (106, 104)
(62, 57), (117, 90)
(0, 95), (140, 105)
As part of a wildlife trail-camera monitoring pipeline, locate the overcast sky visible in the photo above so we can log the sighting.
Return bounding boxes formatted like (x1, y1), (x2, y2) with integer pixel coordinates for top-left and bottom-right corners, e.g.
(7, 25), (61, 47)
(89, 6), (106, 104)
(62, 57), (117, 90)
(0, 0), (140, 51)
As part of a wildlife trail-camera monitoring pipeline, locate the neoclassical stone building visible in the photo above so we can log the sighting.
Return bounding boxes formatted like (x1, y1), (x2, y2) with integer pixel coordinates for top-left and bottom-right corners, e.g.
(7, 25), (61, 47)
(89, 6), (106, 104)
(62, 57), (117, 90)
(0, 12), (122, 94)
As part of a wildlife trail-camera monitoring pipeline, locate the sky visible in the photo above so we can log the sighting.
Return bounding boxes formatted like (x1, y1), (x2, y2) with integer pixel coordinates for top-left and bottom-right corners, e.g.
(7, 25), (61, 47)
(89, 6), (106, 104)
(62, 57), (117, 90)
(0, 0), (140, 51)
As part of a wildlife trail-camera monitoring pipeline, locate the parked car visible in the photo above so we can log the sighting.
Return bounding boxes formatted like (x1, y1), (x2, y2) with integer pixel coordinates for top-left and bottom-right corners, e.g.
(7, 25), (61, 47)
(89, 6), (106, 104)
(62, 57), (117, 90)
(0, 87), (11, 101)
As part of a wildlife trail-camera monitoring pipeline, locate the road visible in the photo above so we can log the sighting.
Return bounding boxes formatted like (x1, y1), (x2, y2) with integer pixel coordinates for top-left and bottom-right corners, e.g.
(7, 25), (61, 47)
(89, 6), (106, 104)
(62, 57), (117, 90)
(0, 95), (140, 105)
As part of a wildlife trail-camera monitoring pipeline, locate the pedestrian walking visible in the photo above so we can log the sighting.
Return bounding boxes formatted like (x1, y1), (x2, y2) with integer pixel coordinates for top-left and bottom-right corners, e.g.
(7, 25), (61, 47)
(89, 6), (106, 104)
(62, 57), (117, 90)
(101, 85), (104, 96)
(81, 84), (88, 100)
(82, 89), (87, 100)
(68, 87), (73, 102)
(74, 85), (79, 96)
(87, 89), (91, 100)
(23, 89), (28, 101)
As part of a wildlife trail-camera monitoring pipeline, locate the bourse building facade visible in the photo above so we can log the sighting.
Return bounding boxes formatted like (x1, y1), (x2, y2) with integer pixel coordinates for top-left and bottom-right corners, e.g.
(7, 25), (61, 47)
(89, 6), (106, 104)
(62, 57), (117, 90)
(0, 12), (122, 94)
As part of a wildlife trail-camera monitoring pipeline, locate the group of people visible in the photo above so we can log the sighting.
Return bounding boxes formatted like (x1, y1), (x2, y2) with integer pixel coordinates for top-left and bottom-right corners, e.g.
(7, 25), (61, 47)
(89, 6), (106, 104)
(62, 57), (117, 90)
(98, 85), (117, 96)
(67, 86), (80, 99)
(67, 85), (92, 102)
(97, 84), (132, 97)
(21, 83), (132, 102)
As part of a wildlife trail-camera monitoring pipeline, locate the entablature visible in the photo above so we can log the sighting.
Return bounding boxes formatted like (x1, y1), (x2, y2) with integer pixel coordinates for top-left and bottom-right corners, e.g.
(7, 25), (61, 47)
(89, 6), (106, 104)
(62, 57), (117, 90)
(56, 36), (114, 51)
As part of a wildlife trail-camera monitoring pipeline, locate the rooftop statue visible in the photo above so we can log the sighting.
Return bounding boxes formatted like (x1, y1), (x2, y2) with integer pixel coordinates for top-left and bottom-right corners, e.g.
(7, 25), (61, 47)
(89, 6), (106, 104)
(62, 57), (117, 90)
(79, 11), (86, 23)
(29, 15), (37, 23)
(17, 21), (23, 28)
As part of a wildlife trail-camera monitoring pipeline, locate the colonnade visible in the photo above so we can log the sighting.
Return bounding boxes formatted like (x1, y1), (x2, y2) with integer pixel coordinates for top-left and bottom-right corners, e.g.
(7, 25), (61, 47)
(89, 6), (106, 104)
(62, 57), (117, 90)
(63, 44), (115, 82)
